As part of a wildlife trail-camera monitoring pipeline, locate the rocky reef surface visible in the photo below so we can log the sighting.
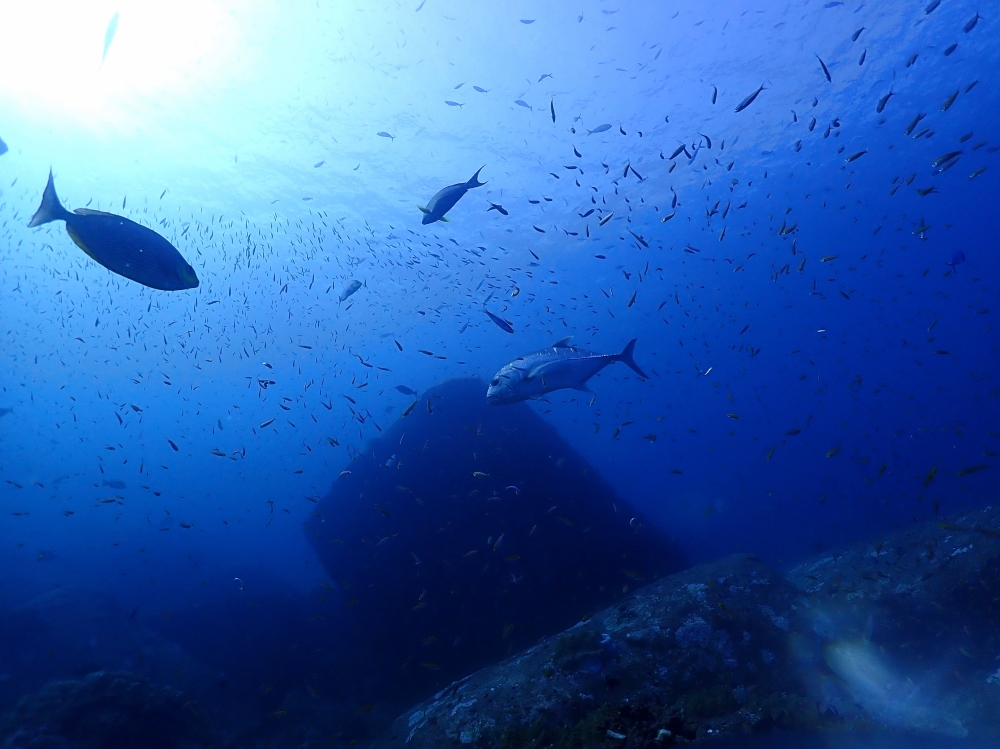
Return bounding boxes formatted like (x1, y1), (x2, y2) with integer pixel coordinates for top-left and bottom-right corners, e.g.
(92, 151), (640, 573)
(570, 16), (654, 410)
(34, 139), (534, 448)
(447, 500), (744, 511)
(371, 504), (1000, 749)
(2, 505), (998, 748)
(0, 671), (214, 749)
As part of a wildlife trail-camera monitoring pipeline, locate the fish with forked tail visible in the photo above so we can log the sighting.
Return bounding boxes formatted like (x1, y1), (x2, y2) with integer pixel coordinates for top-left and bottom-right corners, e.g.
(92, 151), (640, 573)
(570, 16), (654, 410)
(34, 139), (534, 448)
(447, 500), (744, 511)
(487, 338), (648, 404)
(418, 167), (486, 224)
(28, 171), (199, 291)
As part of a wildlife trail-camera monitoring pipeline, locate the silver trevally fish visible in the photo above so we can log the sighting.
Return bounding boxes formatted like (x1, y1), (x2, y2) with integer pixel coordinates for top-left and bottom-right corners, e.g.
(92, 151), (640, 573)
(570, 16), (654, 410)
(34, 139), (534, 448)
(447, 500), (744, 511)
(28, 171), (199, 291)
(418, 166), (486, 224)
(487, 337), (648, 405)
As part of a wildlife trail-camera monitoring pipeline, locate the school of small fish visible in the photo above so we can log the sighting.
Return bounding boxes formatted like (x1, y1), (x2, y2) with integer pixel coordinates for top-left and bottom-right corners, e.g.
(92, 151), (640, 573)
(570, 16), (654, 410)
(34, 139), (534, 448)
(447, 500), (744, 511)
(0, 2), (996, 610)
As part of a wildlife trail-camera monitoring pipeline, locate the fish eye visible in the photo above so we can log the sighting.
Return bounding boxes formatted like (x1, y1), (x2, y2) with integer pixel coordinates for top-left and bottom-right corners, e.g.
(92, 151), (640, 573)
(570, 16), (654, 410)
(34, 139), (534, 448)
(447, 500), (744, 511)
(491, 378), (500, 387)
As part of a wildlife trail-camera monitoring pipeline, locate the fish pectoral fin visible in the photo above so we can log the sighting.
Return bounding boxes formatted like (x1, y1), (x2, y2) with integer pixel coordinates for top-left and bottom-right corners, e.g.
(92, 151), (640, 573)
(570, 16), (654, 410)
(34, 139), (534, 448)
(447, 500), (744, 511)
(440, 216), (450, 222)
(524, 365), (543, 381)
(73, 208), (117, 218)
(417, 206), (430, 213)
(66, 224), (100, 263)
(525, 363), (554, 382)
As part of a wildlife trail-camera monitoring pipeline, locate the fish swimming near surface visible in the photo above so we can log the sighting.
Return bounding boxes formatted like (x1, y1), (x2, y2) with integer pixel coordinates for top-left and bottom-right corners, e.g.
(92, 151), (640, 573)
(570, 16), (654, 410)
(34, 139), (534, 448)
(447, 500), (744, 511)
(418, 167), (486, 224)
(28, 171), (199, 291)
(102, 12), (119, 66)
(0, 407), (12, 419)
(587, 123), (612, 135)
(0, 135), (7, 156)
(102, 479), (126, 490)
(339, 279), (363, 302)
(487, 337), (648, 405)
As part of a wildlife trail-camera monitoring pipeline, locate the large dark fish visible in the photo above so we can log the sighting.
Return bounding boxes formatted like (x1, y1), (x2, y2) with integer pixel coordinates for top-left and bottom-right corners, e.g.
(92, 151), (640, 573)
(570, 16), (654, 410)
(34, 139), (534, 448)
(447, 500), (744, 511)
(28, 171), (199, 291)
(418, 167), (486, 224)
(487, 337), (648, 405)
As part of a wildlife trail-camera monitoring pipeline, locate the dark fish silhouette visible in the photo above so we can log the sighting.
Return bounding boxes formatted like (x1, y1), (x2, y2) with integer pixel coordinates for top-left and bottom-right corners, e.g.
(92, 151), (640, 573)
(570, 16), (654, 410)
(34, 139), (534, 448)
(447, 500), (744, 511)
(484, 308), (514, 334)
(816, 54), (832, 82)
(418, 167), (486, 224)
(946, 251), (966, 273)
(735, 84), (765, 112)
(28, 171), (199, 291)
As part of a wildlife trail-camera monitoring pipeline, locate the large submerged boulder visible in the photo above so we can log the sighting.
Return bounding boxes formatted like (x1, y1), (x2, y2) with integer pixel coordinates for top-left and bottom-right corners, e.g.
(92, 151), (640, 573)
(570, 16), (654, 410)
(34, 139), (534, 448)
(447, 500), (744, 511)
(0, 671), (214, 749)
(304, 377), (685, 705)
(370, 505), (1000, 748)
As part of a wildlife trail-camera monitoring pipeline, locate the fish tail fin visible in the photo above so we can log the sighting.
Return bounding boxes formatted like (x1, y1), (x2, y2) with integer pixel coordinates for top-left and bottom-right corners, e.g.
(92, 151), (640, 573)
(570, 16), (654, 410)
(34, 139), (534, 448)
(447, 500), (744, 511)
(28, 170), (70, 227)
(617, 339), (649, 379)
(467, 166), (487, 189)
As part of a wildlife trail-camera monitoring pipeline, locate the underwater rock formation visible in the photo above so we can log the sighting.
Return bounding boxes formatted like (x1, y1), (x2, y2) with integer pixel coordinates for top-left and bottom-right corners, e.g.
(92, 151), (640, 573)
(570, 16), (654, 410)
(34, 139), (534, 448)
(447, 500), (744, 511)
(0, 587), (219, 717)
(373, 555), (811, 749)
(371, 505), (1000, 748)
(304, 377), (685, 706)
(0, 671), (214, 749)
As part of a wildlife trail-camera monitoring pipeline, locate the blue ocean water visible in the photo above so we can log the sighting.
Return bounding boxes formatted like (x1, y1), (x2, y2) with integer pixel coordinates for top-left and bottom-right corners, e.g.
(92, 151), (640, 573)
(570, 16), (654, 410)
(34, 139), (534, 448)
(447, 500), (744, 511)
(0, 0), (998, 745)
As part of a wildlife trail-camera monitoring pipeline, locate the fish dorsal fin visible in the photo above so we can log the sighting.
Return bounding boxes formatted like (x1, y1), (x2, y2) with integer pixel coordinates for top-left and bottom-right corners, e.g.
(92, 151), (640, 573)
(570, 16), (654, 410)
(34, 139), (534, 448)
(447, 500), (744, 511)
(73, 208), (118, 218)
(552, 337), (573, 348)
